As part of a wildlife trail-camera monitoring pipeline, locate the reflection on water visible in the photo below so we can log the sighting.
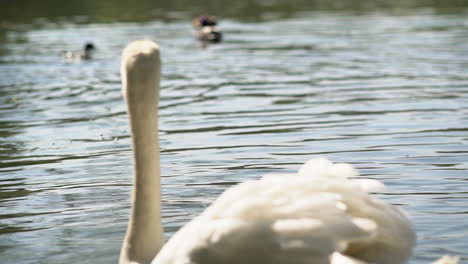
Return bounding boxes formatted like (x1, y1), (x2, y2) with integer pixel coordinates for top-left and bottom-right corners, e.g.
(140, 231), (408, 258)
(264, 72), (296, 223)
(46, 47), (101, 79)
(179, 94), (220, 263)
(1, 2), (468, 264)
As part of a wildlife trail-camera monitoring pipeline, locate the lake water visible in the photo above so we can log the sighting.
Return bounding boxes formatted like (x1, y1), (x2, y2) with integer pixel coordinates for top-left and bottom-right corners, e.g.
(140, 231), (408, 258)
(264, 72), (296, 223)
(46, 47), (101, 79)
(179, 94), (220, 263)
(0, 2), (467, 264)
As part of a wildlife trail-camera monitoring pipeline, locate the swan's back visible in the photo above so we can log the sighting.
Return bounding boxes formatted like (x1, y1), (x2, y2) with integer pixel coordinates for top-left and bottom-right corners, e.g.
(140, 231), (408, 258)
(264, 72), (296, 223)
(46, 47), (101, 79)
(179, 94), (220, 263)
(153, 158), (416, 264)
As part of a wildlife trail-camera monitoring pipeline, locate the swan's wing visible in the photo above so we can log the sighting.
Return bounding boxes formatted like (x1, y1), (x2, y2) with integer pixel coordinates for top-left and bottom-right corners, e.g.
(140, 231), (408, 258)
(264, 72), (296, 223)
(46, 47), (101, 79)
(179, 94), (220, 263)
(432, 256), (460, 264)
(155, 187), (371, 264)
(153, 158), (415, 264)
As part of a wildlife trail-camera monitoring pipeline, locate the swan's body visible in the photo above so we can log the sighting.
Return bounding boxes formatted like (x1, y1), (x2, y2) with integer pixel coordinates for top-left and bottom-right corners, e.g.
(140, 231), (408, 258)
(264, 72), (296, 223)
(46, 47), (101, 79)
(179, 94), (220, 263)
(432, 256), (460, 264)
(119, 39), (418, 264)
(153, 158), (415, 264)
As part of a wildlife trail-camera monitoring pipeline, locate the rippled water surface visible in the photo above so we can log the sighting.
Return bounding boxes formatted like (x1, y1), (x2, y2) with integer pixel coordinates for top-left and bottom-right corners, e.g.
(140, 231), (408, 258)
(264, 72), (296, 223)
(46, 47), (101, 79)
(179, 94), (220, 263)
(1, 7), (468, 264)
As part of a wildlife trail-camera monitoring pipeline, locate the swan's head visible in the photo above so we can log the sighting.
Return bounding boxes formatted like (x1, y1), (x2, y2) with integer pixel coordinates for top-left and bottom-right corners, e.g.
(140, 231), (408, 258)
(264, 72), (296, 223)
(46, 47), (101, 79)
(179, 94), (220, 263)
(121, 40), (161, 106)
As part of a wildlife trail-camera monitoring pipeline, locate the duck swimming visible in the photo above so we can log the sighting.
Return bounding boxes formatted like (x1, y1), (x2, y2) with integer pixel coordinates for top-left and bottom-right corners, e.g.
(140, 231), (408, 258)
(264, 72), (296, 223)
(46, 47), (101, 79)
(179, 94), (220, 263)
(63, 42), (96, 61)
(192, 15), (222, 43)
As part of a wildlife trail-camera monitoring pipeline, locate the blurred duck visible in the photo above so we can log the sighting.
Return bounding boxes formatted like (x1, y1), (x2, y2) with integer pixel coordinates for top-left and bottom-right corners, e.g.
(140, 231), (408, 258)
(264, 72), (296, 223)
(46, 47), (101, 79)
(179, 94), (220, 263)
(192, 15), (222, 43)
(63, 42), (96, 61)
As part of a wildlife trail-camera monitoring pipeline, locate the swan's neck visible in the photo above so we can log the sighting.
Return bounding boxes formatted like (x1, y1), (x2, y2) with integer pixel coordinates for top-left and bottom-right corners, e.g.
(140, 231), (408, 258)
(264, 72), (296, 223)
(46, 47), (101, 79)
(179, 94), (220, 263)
(120, 41), (164, 264)
(125, 100), (164, 260)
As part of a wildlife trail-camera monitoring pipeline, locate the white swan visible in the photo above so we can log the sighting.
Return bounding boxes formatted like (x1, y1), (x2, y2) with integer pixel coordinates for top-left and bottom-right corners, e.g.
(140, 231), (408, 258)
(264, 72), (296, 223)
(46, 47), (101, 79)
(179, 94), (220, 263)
(119, 39), (419, 264)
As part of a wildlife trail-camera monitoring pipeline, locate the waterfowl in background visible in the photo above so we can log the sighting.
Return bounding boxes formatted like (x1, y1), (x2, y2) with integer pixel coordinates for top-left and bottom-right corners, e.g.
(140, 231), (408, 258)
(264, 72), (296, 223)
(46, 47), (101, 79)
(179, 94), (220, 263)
(192, 15), (222, 43)
(63, 42), (96, 61)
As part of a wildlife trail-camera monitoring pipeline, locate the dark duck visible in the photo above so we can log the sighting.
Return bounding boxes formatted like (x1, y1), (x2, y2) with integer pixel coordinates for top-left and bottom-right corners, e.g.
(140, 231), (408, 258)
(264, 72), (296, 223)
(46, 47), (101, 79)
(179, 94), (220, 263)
(63, 42), (96, 61)
(193, 15), (222, 43)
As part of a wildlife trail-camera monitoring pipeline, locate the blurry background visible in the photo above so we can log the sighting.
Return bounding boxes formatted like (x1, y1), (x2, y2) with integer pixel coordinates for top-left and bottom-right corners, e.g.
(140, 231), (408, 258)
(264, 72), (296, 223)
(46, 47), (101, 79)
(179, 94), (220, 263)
(1, 0), (467, 263)
(2, 0), (468, 24)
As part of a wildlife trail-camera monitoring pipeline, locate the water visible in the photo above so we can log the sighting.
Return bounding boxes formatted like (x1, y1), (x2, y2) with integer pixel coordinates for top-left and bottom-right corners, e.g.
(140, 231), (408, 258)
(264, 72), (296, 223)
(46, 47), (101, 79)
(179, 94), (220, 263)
(1, 3), (468, 263)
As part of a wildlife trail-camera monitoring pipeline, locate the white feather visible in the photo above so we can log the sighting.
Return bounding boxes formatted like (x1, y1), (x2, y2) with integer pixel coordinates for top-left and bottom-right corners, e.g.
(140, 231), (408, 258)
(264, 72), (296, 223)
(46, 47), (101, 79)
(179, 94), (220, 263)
(432, 256), (460, 264)
(153, 158), (416, 264)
